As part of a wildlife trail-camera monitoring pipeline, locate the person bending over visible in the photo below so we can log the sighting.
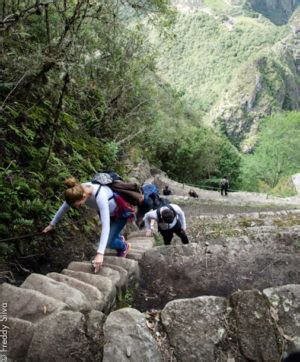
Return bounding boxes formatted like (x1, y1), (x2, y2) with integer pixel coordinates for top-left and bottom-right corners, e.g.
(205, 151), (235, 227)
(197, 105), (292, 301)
(43, 177), (132, 272)
(143, 204), (189, 245)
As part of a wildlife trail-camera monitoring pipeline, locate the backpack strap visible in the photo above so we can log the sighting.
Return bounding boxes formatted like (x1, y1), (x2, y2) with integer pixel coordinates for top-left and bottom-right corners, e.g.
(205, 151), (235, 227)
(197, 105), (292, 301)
(95, 185), (114, 201)
(95, 185), (101, 199)
(156, 207), (163, 223)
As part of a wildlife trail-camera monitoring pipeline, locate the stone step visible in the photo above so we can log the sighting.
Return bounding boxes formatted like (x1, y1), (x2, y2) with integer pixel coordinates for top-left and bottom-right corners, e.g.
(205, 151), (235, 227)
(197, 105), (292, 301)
(67, 262), (124, 290)
(126, 230), (147, 238)
(98, 263), (129, 289)
(105, 249), (144, 261)
(68, 261), (129, 291)
(126, 239), (154, 249)
(126, 244), (153, 251)
(62, 269), (116, 312)
(47, 272), (106, 311)
(21, 273), (92, 312)
(0, 283), (68, 323)
(103, 256), (140, 282)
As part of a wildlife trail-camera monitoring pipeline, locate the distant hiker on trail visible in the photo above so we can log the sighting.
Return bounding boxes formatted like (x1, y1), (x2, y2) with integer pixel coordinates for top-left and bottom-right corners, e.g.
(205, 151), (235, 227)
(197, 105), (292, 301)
(143, 204), (189, 245)
(42, 176), (141, 273)
(189, 189), (199, 198)
(220, 176), (229, 196)
(163, 185), (172, 196)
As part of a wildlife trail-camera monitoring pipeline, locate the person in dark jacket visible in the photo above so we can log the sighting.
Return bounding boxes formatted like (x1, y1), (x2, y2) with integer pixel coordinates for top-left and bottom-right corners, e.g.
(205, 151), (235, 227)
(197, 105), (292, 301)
(163, 185), (172, 196)
(220, 176), (229, 196)
(188, 189), (199, 198)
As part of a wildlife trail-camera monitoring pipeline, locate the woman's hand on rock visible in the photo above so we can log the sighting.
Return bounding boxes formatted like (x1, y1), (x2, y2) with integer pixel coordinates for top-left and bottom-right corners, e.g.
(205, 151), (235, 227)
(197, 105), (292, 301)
(92, 253), (103, 273)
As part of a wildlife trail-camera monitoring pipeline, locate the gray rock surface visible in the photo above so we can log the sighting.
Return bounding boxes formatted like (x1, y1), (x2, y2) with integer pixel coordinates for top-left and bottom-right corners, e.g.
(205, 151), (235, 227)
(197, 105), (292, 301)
(103, 308), (163, 362)
(230, 289), (282, 361)
(264, 284), (300, 349)
(47, 272), (106, 311)
(161, 296), (227, 362)
(7, 318), (34, 360)
(103, 256), (140, 282)
(86, 309), (106, 343)
(135, 243), (300, 310)
(21, 273), (92, 311)
(61, 269), (116, 312)
(0, 283), (68, 322)
(67, 262), (122, 289)
(27, 310), (103, 361)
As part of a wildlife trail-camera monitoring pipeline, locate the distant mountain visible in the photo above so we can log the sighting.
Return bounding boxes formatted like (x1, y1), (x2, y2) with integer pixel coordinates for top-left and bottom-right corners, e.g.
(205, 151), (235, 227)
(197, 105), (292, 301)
(157, 1), (300, 150)
(246, 0), (300, 25)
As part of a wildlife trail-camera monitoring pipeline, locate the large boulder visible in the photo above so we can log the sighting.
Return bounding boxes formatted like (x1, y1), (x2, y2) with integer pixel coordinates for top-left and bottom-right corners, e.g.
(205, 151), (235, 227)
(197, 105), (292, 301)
(27, 310), (103, 361)
(230, 289), (282, 361)
(161, 296), (227, 362)
(103, 308), (163, 362)
(135, 244), (300, 310)
(264, 284), (300, 349)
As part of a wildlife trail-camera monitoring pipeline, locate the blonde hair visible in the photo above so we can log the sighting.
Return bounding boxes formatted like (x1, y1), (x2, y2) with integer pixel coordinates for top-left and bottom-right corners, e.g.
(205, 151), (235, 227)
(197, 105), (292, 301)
(64, 177), (84, 205)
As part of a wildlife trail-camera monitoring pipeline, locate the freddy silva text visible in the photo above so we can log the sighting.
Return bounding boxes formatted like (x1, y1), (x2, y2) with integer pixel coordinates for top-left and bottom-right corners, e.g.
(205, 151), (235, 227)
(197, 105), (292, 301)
(0, 302), (8, 361)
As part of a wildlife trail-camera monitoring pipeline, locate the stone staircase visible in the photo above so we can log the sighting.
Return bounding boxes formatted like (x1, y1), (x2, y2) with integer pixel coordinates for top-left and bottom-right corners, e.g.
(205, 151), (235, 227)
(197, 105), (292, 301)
(0, 230), (156, 361)
(2, 208), (300, 361)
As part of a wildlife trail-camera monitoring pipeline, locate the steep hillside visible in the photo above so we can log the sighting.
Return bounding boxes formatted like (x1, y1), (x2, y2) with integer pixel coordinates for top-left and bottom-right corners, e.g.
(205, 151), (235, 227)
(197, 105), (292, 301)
(157, 0), (300, 148)
(246, 0), (300, 25)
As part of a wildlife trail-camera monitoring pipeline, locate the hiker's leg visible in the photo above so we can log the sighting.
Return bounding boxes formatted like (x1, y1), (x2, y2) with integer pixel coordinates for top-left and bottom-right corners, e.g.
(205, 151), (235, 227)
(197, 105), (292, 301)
(225, 186), (228, 196)
(159, 228), (173, 245)
(221, 186), (224, 196)
(107, 218), (127, 251)
(174, 221), (189, 244)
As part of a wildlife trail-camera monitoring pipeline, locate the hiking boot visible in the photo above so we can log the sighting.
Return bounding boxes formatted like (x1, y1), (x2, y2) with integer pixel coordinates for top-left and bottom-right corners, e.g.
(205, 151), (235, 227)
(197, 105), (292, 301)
(117, 242), (131, 257)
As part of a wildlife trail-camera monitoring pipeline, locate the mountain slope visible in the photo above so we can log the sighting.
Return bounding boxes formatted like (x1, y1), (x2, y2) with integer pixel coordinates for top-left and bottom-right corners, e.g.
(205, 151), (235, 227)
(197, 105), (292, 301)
(156, 1), (300, 148)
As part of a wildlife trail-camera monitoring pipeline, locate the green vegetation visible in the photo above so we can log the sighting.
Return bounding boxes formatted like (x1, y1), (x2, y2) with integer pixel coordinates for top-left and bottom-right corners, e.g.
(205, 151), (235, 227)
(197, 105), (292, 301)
(0, 0), (170, 263)
(156, 10), (287, 115)
(148, 120), (241, 188)
(240, 111), (300, 194)
(116, 288), (134, 309)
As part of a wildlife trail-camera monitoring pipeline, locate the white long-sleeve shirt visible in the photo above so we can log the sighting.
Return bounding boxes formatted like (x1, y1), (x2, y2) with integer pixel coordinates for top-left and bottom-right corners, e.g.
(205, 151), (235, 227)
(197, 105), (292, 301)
(143, 204), (186, 231)
(50, 183), (117, 254)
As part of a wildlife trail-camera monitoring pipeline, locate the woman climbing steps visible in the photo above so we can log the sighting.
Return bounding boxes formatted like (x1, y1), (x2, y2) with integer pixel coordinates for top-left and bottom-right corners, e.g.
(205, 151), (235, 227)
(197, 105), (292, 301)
(43, 177), (133, 273)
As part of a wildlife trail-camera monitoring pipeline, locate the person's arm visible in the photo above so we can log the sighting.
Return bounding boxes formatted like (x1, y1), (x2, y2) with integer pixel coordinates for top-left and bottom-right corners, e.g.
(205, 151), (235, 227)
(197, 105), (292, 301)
(173, 204), (186, 230)
(143, 210), (157, 235)
(96, 192), (110, 255)
(42, 202), (70, 232)
(92, 191), (110, 273)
